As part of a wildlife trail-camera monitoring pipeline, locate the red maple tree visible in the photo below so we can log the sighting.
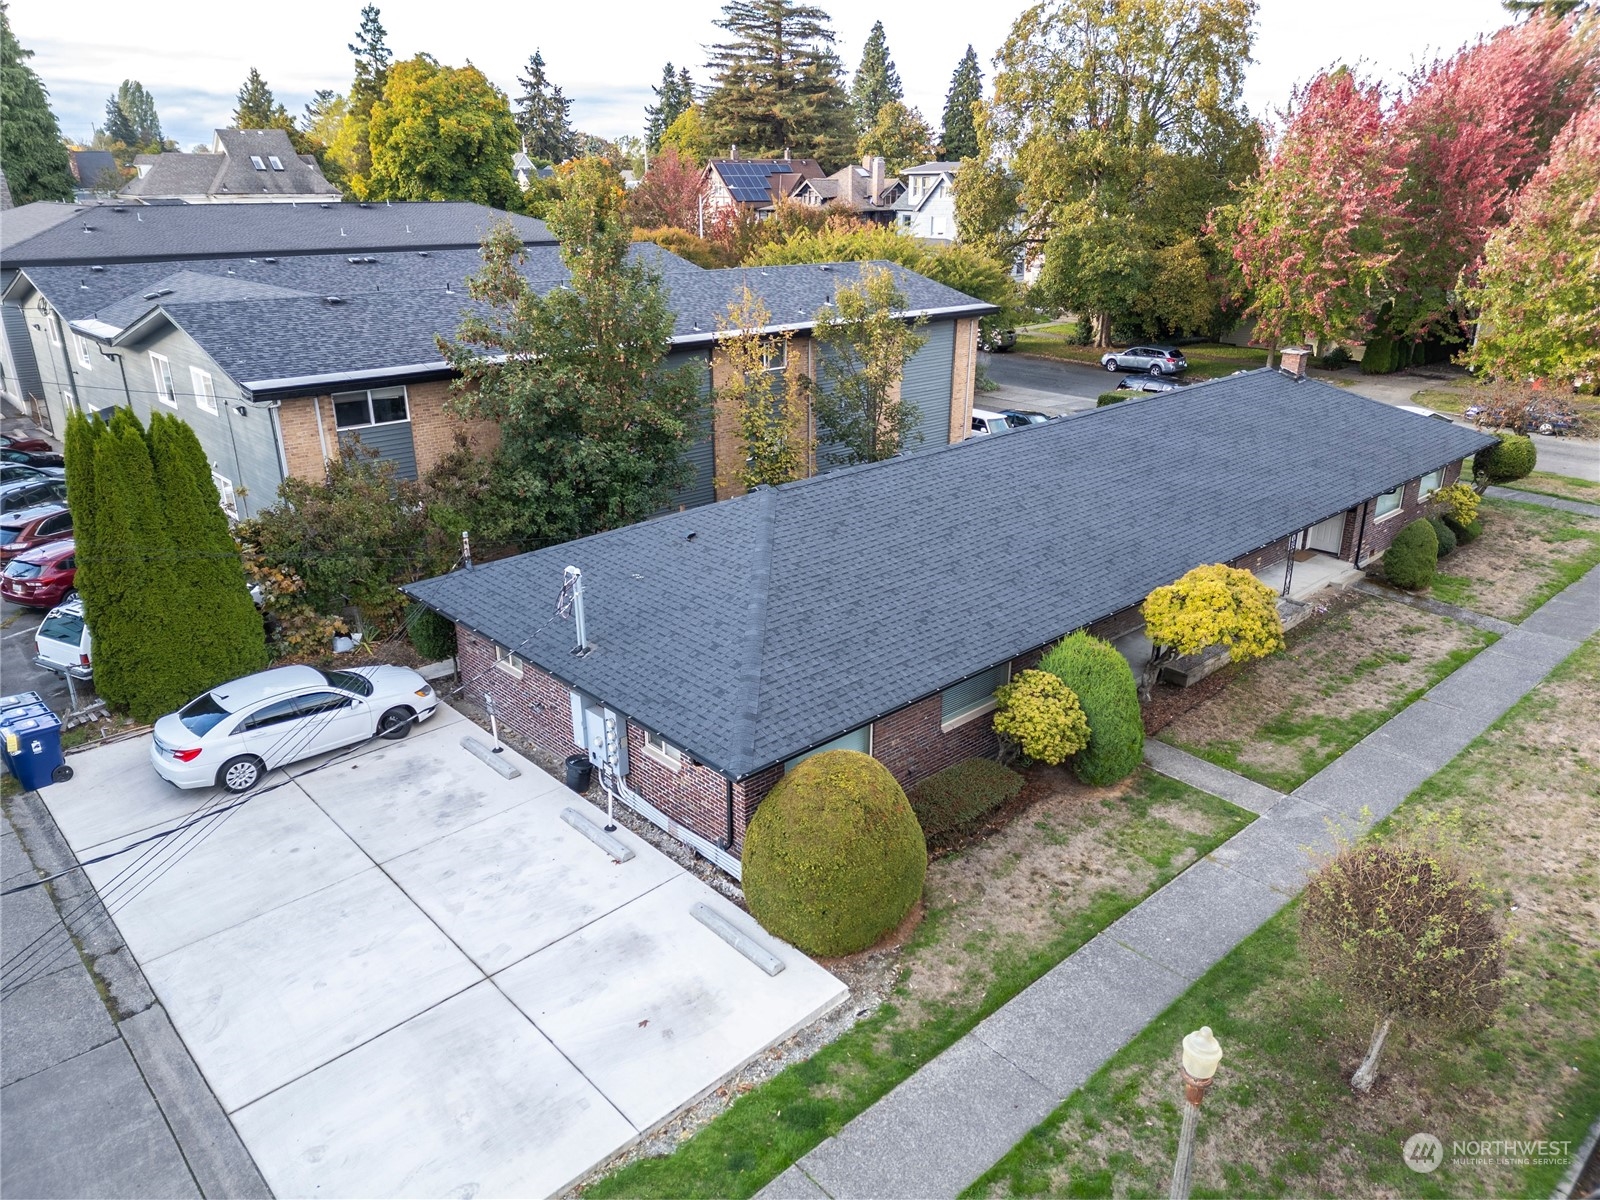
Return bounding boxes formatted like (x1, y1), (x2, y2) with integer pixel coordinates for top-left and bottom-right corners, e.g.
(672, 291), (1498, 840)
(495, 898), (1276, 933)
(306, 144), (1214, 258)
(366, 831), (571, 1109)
(627, 147), (706, 232)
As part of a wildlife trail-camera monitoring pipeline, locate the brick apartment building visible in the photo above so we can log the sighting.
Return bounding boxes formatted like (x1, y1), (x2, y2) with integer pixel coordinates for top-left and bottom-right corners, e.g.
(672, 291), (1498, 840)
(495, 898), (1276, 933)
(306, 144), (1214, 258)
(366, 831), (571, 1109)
(406, 368), (1493, 877)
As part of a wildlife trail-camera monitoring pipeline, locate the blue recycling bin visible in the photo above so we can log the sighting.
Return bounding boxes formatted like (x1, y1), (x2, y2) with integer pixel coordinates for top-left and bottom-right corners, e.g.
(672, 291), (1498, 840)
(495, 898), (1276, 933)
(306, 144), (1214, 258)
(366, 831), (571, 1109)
(0, 691), (43, 715)
(0, 711), (71, 789)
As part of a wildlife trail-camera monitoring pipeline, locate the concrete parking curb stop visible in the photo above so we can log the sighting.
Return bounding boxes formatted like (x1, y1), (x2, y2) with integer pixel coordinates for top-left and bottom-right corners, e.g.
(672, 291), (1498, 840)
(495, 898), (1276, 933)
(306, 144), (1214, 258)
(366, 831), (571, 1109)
(461, 734), (520, 778)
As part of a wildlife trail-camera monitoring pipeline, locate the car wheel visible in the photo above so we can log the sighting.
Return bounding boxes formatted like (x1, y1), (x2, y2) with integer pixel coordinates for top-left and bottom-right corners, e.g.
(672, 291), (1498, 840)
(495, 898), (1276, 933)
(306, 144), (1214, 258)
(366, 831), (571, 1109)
(1104, 359), (1120, 372)
(378, 706), (414, 740)
(62, 589), (79, 603)
(1149, 363), (1165, 375)
(218, 755), (264, 793)
(1538, 422), (1554, 435)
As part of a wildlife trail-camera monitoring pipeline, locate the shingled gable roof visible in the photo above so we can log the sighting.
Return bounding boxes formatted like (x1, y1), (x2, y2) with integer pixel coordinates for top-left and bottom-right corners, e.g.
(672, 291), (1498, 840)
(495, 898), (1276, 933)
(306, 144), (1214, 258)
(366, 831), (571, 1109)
(404, 371), (1496, 780)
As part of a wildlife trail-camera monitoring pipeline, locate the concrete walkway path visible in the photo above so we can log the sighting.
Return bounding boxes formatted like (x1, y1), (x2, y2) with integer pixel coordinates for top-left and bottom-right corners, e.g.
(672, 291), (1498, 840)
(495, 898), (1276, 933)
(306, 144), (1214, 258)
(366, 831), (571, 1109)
(1486, 485), (1600, 519)
(762, 563), (1600, 1200)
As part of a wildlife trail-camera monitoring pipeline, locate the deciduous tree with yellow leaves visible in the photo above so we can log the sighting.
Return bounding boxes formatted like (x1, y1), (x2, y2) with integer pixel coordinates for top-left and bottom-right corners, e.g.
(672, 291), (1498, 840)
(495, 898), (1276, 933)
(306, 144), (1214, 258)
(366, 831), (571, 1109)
(1141, 563), (1285, 697)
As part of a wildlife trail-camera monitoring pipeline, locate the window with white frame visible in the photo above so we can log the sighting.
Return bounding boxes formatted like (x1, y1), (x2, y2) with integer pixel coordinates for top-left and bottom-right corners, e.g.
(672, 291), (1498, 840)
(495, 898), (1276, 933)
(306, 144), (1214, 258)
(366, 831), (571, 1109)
(150, 352), (176, 406)
(191, 367), (218, 414)
(643, 729), (684, 769)
(1374, 483), (1405, 519)
(211, 470), (238, 519)
(249, 155), (266, 170)
(494, 646), (524, 677)
(941, 662), (1011, 728)
(46, 313), (60, 347)
(75, 335), (93, 369)
(331, 386), (409, 429)
(761, 339), (788, 372)
(267, 155), (284, 171)
(1418, 469), (1442, 497)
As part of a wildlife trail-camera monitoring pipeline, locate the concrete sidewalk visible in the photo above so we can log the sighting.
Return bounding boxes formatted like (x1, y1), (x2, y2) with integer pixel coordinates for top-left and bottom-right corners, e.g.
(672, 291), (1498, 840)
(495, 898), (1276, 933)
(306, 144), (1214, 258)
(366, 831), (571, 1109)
(1486, 485), (1600, 519)
(763, 563), (1600, 1200)
(1, 794), (268, 1200)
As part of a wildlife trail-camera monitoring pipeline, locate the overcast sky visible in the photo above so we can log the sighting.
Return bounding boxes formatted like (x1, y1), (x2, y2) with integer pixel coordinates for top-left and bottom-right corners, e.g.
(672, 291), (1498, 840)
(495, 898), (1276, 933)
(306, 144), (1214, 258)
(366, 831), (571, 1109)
(18, 0), (1512, 153)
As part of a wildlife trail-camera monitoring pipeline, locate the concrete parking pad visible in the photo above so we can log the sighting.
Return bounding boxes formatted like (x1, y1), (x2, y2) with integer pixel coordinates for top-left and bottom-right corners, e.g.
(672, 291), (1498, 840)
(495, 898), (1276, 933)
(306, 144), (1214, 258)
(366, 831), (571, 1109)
(142, 867), (481, 1111)
(233, 982), (637, 1199)
(497, 872), (848, 1130)
(384, 794), (679, 973)
(40, 706), (845, 1196)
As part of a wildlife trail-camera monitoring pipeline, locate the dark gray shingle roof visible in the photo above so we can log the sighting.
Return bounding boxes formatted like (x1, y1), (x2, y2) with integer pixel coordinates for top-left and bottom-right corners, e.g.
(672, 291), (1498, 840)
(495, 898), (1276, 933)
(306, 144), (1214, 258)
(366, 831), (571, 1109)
(405, 371), (1496, 778)
(1, 200), (552, 265)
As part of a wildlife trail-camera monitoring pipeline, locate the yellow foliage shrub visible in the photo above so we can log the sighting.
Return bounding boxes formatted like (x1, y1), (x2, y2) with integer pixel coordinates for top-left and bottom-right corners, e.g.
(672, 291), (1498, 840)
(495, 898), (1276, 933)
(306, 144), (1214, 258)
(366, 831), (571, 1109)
(992, 669), (1091, 765)
(1142, 563), (1285, 663)
(1432, 482), (1480, 527)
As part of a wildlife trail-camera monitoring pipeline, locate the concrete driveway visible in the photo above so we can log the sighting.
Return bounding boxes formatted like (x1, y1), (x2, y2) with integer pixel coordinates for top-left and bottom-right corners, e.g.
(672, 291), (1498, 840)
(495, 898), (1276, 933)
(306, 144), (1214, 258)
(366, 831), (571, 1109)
(981, 351), (1108, 417)
(38, 704), (845, 1197)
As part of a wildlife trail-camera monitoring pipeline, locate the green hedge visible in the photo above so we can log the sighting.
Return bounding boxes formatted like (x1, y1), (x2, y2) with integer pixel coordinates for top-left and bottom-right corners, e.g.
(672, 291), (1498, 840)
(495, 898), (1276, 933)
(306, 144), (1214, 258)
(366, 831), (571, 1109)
(1473, 431), (1536, 484)
(910, 758), (1025, 838)
(742, 751), (926, 956)
(1038, 631), (1145, 786)
(407, 603), (457, 660)
(1445, 514), (1483, 544)
(1097, 390), (1137, 407)
(1383, 518), (1439, 590)
(1360, 336), (1403, 375)
(1428, 514), (1457, 558)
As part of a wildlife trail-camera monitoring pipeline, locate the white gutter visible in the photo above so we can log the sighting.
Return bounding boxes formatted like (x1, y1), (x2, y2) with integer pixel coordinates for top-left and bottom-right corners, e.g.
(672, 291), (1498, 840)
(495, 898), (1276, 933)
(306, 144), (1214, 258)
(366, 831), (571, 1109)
(70, 318), (123, 339)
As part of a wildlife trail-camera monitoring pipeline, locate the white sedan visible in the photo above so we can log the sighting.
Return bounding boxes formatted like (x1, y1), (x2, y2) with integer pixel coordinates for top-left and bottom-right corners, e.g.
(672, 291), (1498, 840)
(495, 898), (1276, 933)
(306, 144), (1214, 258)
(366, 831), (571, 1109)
(150, 664), (438, 793)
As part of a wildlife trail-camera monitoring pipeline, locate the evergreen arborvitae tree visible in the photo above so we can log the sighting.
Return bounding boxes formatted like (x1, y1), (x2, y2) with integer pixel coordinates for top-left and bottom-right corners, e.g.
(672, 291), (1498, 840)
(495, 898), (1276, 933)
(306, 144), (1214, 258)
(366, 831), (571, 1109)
(0, 2), (74, 203)
(234, 67), (292, 130)
(850, 21), (903, 136)
(645, 63), (695, 153)
(147, 414), (266, 693)
(63, 410), (102, 619)
(103, 80), (162, 148)
(88, 413), (181, 722)
(348, 4), (392, 113)
(515, 50), (577, 162)
(940, 46), (982, 161)
(703, 0), (854, 168)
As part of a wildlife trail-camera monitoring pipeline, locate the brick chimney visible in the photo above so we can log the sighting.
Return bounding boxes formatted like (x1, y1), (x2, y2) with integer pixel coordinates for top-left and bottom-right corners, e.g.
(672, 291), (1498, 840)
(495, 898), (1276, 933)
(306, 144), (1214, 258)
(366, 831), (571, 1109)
(1280, 346), (1311, 379)
(729, 145), (738, 160)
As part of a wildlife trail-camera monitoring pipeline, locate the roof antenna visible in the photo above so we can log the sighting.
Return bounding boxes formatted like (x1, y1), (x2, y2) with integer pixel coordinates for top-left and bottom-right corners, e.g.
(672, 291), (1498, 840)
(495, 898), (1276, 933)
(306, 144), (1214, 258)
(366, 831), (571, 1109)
(555, 566), (592, 657)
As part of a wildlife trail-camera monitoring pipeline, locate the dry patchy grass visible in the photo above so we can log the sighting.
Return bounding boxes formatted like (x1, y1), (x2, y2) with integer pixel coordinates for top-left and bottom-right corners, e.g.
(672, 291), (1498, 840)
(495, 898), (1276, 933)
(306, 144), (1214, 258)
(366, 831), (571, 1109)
(1429, 497), (1600, 620)
(1499, 470), (1600, 507)
(967, 637), (1600, 1200)
(1159, 593), (1495, 791)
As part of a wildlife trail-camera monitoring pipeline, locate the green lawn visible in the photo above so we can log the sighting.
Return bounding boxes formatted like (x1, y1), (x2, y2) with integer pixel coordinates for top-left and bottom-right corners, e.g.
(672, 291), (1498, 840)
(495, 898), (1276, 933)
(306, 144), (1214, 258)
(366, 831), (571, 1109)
(1159, 596), (1497, 793)
(1010, 332), (1269, 381)
(586, 771), (1253, 1199)
(1499, 470), (1600, 507)
(966, 635), (1600, 1200)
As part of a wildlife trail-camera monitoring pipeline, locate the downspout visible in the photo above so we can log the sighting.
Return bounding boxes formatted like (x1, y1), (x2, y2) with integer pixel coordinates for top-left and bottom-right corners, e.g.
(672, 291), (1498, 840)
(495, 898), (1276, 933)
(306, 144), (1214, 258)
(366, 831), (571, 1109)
(312, 395), (332, 467)
(724, 777), (736, 851)
(1352, 500), (1371, 570)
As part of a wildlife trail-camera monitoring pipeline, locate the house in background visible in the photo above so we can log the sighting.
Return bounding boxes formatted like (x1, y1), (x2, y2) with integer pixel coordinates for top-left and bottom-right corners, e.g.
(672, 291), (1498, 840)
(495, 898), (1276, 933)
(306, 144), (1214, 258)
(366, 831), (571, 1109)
(895, 161), (961, 245)
(3, 199), (993, 520)
(701, 153), (825, 222)
(789, 156), (902, 223)
(406, 366), (1493, 877)
(68, 150), (121, 198)
(120, 129), (340, 204)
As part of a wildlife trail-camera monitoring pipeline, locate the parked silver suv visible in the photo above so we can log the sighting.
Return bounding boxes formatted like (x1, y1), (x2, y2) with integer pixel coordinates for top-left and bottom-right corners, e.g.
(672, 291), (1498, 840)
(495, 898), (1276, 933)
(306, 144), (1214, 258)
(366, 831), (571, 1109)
(1100, 346), (1188, 375)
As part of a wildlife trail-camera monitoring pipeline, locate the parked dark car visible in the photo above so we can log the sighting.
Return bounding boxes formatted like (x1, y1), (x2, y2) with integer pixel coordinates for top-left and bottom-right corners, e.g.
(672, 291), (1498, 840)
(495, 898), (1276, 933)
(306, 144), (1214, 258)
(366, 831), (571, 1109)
(1118, 376), (1183, 394)
(1100, 346), (1188, 375)
(0, 447), (65, 469)
(0, 462), (65, 488)
(1, 476), (68, 513)
(1, 538), (76, 608)
(979, 326), (1017, 352)
(0, 433), (55, 454)
(0, 503), (72, 563)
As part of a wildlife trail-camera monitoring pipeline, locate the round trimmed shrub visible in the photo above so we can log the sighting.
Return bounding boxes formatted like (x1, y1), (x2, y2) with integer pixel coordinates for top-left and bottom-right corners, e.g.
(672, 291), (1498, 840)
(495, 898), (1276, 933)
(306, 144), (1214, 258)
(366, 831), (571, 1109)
(1448, 516), (1484, 544)
(1473, 431), (1536, 484)
(993, 669), (1091, 765)
(407, 603), (457, 660)
(1038, 631), (1145, 786)
(1428, 515), (1457, 557)
(1383, 519), (1439, 590)
(742, 751), (926, 956)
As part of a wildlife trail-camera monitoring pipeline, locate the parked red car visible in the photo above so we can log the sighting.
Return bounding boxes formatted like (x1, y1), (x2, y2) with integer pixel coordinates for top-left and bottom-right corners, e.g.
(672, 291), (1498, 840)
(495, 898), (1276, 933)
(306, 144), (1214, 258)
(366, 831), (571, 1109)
(0, 503), (72, 563)
(0, 538), (76, 608)
(0, 433), (55, 454)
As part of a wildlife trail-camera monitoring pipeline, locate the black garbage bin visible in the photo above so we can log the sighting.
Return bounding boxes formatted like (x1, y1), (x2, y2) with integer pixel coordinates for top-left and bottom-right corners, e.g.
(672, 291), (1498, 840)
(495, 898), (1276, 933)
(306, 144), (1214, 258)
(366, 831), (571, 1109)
(565, 753), (593, 792)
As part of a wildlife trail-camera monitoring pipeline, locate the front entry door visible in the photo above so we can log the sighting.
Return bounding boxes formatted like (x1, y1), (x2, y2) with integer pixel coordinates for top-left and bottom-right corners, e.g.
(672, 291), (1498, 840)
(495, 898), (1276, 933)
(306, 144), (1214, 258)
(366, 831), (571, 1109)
(1304, 512), (1347, 555)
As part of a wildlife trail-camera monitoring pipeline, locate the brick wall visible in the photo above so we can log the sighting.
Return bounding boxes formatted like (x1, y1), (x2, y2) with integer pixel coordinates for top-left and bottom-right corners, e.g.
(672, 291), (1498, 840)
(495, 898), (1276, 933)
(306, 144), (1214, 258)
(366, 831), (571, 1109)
(711, 335), (819, 502)
(278, 380), (500, 484)
(456, 628), (583, 761)
(1230, 535), (1293, 574)
(1354, 459), (1463, 564)
(871, 693), (1000, 794)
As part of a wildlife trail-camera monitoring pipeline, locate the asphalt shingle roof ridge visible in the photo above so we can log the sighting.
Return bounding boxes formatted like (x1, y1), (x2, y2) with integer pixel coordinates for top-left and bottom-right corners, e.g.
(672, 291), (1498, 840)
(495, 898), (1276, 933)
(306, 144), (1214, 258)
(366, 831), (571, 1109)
(731, 487), (779, 769)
